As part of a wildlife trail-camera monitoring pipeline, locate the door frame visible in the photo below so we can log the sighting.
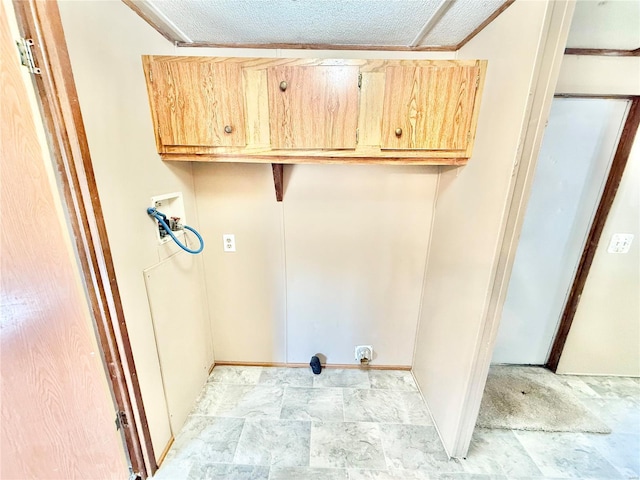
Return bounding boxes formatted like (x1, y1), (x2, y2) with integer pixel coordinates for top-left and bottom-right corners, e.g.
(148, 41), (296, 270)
(546, 94), (640, 371)
(11, 0), (155, 477)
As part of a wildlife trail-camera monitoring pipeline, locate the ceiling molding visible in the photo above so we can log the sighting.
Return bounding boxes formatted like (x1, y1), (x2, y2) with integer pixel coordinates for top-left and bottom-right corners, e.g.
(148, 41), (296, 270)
(453, 0), (515, 50)
(564, 47), (640, 57)
(410, 0), (455, 47)
(121, 0), (191, 44)
(122, 0), (515, 52)
(173, 41), (457, 52)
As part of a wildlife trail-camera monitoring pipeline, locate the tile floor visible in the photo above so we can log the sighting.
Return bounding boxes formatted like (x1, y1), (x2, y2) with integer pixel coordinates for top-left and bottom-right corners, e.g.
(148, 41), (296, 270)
(153, 366), (639, 480)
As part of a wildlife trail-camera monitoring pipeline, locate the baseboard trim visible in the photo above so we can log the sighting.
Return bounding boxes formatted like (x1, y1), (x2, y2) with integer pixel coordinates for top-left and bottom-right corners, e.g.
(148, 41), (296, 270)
(213, 361), (411, 371)
(156, 436), (174, 466)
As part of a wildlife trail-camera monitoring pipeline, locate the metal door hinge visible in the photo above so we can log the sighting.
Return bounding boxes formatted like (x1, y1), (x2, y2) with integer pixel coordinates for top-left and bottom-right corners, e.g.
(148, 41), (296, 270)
(149, 68), (153, 83)
(356, 128), (359, 144)
(115, 411), (129, 430)
(16, 38), (41, 75)
(358, 73), (362, 89)
(476, 74), (480, 89)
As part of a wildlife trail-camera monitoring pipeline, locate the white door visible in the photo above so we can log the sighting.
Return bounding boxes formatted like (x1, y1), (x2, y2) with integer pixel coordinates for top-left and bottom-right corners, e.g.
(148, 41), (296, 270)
(492, 98), (630, 365)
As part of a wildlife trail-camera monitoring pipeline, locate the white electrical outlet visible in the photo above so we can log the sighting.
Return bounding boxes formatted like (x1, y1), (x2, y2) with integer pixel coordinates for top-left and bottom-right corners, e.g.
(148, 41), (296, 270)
(355, 345), (373, 362)
(223, 234), (236, 252)
(607, 233), (634, 254)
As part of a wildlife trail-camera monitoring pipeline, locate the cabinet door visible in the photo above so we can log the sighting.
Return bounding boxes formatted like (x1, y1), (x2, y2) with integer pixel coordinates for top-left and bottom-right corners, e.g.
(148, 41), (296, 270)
(267, 65), (359, 149)
(381, 65), (479, 151)
(148, 59), (246, 148)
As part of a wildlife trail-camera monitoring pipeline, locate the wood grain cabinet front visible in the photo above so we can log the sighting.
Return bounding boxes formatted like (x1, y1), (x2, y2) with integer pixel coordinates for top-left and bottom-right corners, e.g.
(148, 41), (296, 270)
(381, 65), (480, 152)
(143, 57), (247, 150)
(141, 56), (486, 166)
(267, 65), (360, 149)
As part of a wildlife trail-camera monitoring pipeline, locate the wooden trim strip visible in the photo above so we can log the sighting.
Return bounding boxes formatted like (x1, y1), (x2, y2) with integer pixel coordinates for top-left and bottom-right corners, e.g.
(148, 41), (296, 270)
(12, 1), (156, 477)
(175, 41), (457, 51)
(555, 94), (638, 100)
(213, 361), (412, 371)
(121, 0), (180, 44)
(161, 154), (467, 166)
(454, 0), (516, 50)
(564, 48), (640, 57)
(546, 97), (640, 372)
(156, 436), (174, 467)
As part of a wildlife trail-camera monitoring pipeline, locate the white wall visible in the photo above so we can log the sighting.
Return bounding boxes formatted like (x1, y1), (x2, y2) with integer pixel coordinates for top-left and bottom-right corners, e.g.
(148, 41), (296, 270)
(558, 130), (640, 376)
(413, 0), (570, 458)
(492, 98), (630, 365)
(58, 0), (212, 458)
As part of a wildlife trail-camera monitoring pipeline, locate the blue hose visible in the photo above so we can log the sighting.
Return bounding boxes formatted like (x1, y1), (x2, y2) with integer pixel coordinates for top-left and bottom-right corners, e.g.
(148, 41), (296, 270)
(147, 207), (204, 254)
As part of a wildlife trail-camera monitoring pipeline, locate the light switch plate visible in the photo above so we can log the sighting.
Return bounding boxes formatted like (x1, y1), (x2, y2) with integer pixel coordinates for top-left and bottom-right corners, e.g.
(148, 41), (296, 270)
(607, 233), (634, 254)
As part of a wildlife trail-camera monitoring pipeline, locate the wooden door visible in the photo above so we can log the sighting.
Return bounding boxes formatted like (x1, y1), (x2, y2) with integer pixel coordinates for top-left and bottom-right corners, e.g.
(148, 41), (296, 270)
(268, 65), (360, 149)
(1, 3), (128, 478)
(147, 58), (246, 148)
(381, 65), (479, 151)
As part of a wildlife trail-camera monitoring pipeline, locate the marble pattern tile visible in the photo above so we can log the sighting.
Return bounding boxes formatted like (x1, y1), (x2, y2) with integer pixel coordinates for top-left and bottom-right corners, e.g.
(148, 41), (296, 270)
(313, 368), (371, 388)
(368, 370), (418, 391)
(234, 418), (311, 467)
(153, 367), (639, 480)
(187, 463), (269, 479)
(379, 424), (463, 472)
(460, 428), (541, 477)
(310, 421), (386, 469)
(281, 387), (344, 422)
(269, 466), (349, 479)
(579, 376), (640, 400)
(402, 391), (434, 425)
(343, 389), (431, 424)
(590, 432), (640, 478)
(165, 416), (244, 464)
(348, 468), (432, 479)
(258, 367), (314, 387)
(555, 374), (601, 399)
(152, 460), (190, 480)
(514, 431), (623, 479)
(208, 365), (263, 385)
(189, 383), (226, 416)
(214, 384), (284, 418)
(579, 397), (640, 434)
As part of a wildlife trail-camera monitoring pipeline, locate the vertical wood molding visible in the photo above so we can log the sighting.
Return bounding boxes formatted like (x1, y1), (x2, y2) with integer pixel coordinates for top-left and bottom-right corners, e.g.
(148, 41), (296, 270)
(546, 96), (640, 372)
(12, 0), (156, 476)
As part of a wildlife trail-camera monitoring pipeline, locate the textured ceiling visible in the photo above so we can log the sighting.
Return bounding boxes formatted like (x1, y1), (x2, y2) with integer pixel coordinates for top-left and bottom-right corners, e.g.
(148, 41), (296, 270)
(130, 0), (509, 48)
(566, 0), (640, 50)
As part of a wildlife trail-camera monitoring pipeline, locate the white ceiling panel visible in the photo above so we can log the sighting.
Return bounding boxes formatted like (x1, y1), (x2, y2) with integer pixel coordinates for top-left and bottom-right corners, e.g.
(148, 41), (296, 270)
(133, 0), (511, 48)
(567, 0), (640, 50)
(422, 0), (506, 46)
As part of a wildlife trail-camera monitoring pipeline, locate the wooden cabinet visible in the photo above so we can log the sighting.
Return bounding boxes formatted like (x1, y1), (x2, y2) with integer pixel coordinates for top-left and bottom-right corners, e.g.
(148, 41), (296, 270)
(142, 56), (486, 165)
(267, 65), (360, 149)
(380, 65), (480, 151)
(144, 57), (246, 149)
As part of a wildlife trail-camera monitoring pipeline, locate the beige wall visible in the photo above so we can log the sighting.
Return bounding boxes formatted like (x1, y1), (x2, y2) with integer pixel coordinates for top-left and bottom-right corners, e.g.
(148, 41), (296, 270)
(413, 0), (572, 458)
(193, 163), (438, 365)
(556, 55), (640, 96)
(58, 0), (212, 457)
(557, 130), (639, 377)
(181, 48), (453, 366)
